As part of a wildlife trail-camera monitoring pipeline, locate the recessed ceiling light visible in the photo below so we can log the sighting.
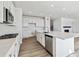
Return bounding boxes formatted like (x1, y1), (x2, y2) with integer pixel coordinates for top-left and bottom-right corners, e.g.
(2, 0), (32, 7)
(40, 13), (42, 15)
(51, 4), (54, 7)
(62, 8), (66, 11)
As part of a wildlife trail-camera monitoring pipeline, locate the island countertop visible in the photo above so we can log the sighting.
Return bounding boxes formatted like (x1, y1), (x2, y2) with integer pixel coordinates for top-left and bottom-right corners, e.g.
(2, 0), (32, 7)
(45, 31), (79, 39)
(0, 38), (16, 57)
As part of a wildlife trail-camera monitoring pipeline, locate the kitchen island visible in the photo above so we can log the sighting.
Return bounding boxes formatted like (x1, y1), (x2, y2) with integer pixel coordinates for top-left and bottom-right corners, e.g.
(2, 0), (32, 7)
(0, 33), (20, 57)
(0, 38), (16, 57)
(45, 31), (79, 57)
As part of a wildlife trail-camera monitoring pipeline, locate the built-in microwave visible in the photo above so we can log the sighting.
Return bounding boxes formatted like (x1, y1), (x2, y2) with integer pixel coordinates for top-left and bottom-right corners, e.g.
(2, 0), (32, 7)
(3, 7), (14, 24)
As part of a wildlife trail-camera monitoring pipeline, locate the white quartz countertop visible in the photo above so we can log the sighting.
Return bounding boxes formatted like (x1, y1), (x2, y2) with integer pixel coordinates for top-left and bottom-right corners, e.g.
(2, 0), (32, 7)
(45, 31), (79, 39)
(0, 38), (16, 57)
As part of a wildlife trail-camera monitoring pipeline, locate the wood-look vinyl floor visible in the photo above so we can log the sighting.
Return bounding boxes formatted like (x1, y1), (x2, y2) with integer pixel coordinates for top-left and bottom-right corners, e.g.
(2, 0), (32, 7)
(68, 37), (79, 57)
(19, 36), (79, 57)
(18, 36), (51, 57)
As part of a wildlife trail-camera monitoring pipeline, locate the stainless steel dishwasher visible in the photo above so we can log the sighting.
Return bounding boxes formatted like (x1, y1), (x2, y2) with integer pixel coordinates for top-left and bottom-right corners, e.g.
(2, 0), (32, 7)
(45, 34), (53, 56)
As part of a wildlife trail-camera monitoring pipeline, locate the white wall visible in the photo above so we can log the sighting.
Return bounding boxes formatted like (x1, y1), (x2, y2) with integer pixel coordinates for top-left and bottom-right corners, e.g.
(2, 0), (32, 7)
(72, 19), (79, 33)
(53, 17), (79, 33)
(61, 17), (73, 32)
(0, 24), (17, 36)
(53, 18), (61, 31)
(22, 16), (44, 38)
(61, 18), (73, 26)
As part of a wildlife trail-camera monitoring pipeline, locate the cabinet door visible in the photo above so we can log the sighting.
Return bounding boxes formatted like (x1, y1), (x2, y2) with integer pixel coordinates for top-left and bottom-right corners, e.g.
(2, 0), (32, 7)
(36, 33), (45, 47)
(11, 47), (15, 57)
(41, 34), (45, 47)
(38, 33), (42, 44)
(39, 34), (42, 44)
(14, 42), (18, 57)
(7, 43), (15, 57)
(36, 33), (41, 43)
(36, 33), (39, 41)
(37, 33), (40, 42)
(37, 19), (44, 27)
(8, 53), (13, 57)
(45, 17), (50, 32)
(14, 37), (20, 57)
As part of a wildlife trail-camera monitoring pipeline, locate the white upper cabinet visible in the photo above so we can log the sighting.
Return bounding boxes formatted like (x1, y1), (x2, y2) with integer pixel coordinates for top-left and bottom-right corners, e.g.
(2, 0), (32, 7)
(44, 17), (50, 32)
(23, 16), (44, 27)
(36, 18), (44, 27)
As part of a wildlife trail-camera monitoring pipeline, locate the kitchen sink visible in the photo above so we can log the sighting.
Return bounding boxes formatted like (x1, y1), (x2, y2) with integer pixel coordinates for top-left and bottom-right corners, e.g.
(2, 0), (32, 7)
(0, 33), (18, 39)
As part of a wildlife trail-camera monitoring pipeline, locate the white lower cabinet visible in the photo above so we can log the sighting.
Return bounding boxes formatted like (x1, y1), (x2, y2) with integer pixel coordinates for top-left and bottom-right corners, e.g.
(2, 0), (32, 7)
(14, 41), (19, 57)
(7, 42), (15, 57)
(14, 36), (21, 57)
(36, 32), (45, 47)
(41, 34), (45, 47)
(7, 36), (21, 57)
(36, 33), (41, 43)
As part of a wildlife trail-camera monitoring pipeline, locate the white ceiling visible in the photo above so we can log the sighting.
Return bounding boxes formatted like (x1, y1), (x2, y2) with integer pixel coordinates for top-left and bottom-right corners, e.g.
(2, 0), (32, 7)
(14, 1), (79, 19)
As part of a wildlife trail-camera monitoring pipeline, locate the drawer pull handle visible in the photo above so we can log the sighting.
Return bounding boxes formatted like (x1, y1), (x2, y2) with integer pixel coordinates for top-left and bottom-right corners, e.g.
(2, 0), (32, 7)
(9, 54), (11, 57)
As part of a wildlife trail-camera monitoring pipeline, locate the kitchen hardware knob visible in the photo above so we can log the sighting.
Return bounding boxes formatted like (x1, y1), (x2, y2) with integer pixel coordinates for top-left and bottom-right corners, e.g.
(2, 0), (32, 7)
(9, 54), (11, 57)
(15, 43), (17, 46)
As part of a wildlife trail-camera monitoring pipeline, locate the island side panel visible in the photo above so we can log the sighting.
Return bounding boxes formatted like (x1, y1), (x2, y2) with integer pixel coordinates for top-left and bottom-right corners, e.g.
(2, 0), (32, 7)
(56, 37), (74, 57)
(53, 37), (56, 57)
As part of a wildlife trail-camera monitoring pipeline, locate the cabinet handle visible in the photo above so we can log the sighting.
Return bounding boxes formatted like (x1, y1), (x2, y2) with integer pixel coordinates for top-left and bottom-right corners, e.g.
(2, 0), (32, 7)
(9, 54), (11, 57)
(13, 54), (15, 57)
(15, 43), (17, 46)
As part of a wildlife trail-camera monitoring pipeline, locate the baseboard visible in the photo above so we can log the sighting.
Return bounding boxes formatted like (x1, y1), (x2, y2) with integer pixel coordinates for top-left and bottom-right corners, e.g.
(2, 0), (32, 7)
(23, 36), (36, 39)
